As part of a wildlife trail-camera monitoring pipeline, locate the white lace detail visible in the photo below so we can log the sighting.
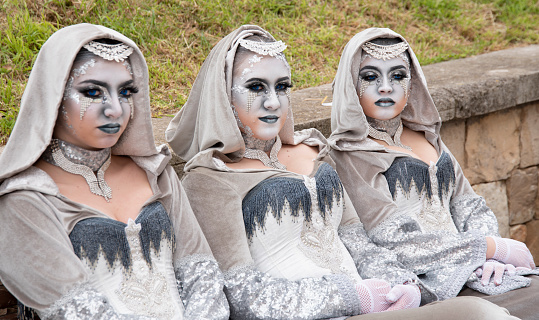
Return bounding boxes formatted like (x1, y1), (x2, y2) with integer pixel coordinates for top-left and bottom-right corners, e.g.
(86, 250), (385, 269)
(416, 163), (458, 233)
(116, 219), (174, 318)
(298, 177), (346, 275)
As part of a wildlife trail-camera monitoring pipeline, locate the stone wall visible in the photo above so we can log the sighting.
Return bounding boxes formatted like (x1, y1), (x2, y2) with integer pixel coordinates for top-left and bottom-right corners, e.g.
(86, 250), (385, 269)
(441, 103), (539, 258)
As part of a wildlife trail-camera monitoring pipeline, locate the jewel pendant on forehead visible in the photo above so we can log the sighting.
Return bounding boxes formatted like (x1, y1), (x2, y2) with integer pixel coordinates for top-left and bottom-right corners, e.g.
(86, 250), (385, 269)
(83, 41), (134, 62)
(362, 41), (409, 61)
(238, 39), (287, 56)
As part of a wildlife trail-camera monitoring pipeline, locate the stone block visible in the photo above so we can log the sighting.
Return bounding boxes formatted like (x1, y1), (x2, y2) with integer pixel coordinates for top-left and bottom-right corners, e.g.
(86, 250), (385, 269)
(506, 167), (538, 225)
(472, 181), (509, 238)
(510, 224), (527, 242)
(464, 109), (520, 185)
(521, 102), (539, 168)
(525, 219), (539, 267)
(440, 119), (466, 169)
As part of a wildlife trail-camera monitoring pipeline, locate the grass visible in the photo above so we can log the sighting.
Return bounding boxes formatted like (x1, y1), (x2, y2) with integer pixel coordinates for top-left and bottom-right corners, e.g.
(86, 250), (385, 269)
(1, 0), (539, 143)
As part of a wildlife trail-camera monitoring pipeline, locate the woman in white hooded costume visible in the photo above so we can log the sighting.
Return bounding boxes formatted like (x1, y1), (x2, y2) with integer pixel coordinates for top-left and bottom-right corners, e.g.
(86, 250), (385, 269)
(0, 23), (229, 319)
(165, 24), (517, 320)
(328, 27), (539, 319)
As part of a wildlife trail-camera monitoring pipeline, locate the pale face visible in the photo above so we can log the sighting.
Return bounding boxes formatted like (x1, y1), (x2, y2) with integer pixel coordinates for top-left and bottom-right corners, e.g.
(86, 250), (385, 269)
(54, 56), (137, 150)
(231, 53), (291, 141)
(357, 56), (410, 120)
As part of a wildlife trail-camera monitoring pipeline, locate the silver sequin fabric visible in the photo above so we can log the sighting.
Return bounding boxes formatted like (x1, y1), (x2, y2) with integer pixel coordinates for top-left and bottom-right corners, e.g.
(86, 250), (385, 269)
(337, 223), (435, 300)
(369, 212), (490, 301)
(223, 264), (360, 319)
(466, 267), (539, 295)
(451, 194), (500, 236)
(40, 283), (156, 320)
(175, 254), (229, 320)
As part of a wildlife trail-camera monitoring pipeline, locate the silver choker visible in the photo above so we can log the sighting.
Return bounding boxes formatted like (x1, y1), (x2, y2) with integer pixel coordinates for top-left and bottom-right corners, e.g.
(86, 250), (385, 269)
(42, 139), (113, 201)
(244, 136), (287, 170)
(367, 116), (411, 150)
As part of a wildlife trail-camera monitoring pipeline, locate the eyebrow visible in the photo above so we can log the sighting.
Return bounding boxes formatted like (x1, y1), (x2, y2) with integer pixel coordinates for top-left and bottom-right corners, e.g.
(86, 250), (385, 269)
(77, 79), (134, 88)
(244, 76), (291, 83)
(359, 65), (407, 73)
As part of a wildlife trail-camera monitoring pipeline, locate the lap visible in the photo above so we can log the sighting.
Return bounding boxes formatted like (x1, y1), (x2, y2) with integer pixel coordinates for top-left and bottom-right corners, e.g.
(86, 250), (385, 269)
(346, 296), (517, 320)
(459, 275), (539, 320)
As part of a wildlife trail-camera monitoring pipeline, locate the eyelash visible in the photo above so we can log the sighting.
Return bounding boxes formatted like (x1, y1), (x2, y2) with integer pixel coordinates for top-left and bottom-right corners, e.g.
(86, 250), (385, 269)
(119, 86), (139, 97)
(80, 85), (139, 99)
(247, 82), (292, 93)
(360, 72), (408, 82)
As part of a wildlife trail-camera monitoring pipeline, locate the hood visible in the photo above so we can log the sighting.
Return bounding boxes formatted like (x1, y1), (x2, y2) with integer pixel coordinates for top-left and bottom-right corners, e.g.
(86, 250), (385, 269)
(165, 25), (294, 165)
(0, 23), (157, 183)
(329, 28), (441, 151)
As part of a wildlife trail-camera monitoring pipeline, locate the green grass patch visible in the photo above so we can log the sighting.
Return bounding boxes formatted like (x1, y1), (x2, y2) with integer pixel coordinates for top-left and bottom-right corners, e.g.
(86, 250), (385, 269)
(1, 0), (539, 143)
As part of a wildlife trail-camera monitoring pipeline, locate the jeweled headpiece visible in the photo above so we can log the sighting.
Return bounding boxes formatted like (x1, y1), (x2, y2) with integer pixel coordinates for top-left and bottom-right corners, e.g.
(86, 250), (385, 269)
(238, 39), (287, 56)
(83, 41), (134, 62)
(361, 41), (409, 61)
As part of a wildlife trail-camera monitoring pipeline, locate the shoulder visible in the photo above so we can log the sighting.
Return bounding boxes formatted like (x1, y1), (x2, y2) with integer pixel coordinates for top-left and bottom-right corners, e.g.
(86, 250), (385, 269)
(282, 143), (319, 157)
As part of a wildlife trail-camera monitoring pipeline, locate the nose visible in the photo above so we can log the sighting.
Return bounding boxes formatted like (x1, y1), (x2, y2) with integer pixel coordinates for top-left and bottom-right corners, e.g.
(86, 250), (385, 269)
(378, 76), (393, 94)
(103, 94), (124, 118)
(263, 90), (280, 110)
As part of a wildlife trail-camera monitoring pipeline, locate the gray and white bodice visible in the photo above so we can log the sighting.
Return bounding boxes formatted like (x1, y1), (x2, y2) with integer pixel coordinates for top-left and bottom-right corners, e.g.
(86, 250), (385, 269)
(383, 151), (458, 233)
(242, 162), (361, 283)
(69, 202), (184, 319)
(367, 151), (533, 300)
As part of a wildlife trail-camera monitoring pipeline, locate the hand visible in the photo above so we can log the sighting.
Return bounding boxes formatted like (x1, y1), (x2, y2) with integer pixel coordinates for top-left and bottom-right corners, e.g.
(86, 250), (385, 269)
(355, 279), (392, 314)
(385, 284), (421, 311)
(488, 237), (535, 269)
(356, 279), (420, 314)
(475, 259), (516, 286)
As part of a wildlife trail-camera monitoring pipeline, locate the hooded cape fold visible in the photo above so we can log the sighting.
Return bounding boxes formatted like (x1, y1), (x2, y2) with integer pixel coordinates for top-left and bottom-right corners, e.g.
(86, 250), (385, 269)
(0, 23), (157, 183)
(165, 25), (294, 167)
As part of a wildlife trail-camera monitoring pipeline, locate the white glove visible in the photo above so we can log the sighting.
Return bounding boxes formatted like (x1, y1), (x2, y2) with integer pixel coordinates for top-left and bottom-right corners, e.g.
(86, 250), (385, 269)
(386, 284), (421, 311)
(355, 279), (392, 314)
(490, 237), (535, 269)
(475, 259), (516, 286)
(356, 279), (420, 314)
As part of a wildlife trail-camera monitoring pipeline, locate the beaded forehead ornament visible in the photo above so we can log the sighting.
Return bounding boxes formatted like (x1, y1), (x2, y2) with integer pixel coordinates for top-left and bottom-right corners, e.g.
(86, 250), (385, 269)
(361, 41), (409, 61)
(238, 39), (287, 57)
(83, 41), (134, 62)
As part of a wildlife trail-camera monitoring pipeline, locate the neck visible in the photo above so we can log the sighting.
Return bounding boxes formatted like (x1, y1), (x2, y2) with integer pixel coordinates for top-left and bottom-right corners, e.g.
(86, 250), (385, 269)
(242, 133), (276, 153)
(366, 115), (402, 138)
(41, 139), (111, 172)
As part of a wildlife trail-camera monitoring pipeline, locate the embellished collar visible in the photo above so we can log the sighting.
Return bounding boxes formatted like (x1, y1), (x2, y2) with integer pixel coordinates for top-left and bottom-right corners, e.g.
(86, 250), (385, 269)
(366, 115), (411, 150)
(41, 139), (113, 201)
(41, 139), (111, 171)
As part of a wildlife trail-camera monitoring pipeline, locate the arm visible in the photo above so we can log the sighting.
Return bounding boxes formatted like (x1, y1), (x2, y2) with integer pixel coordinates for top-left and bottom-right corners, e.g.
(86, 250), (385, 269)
(0, 191), (151, 320)
(444, 145), (499, 236)
(182, 171), (361, 319)
(161, 166), (229, 319)
(331, 149), (488, 300)
(338, 185), (431, 304)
